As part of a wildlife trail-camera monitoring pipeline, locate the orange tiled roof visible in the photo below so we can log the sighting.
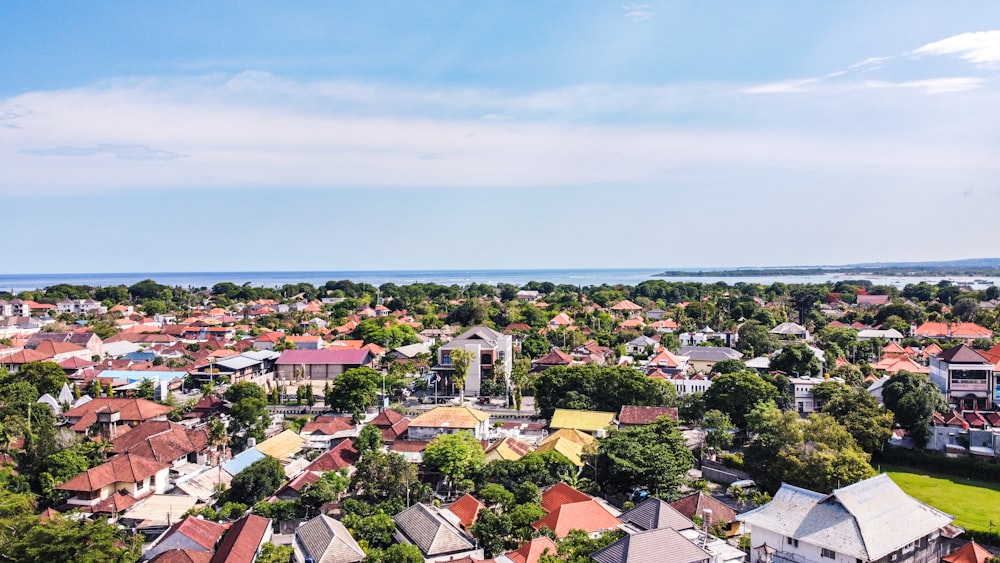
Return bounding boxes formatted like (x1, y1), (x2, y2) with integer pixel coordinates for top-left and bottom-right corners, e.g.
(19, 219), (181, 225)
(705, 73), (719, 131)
(448, 493), (484, 529)
(57, 453), (170, 493)
(541, 482), (592, 513)
(532, 499), (620, 538)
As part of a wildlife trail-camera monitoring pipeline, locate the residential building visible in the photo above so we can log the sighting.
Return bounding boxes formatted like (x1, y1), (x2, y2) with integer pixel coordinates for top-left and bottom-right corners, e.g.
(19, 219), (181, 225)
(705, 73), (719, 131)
(591, 527), (711, 563)
(56, 298), (107, 316)
(26, 331), (104, 357)
(274, 349), (376, 387)
(913, 322), (994, 341)
(433, 326), (513, 398)
(857, 328), (905, 343)
(407, 406), (491, 441)
(209, 514), (272, 563)
(617, 405), (678, 428)
(292, 514), (366, 563)
(62, 397), (174, 435)
(548, 408), (616, 436)
(678, 346), (743, 374)
(110, 420), (210, 467)
(738, 474), (956, 563)
(930, 345), (996, 411)
(393, 503), (483, 562)
(57, 453), (171, 510)
(770, 322), (809, 341)
(789, 375), (839, 414)
(532, 482), (621, 539)
(144, 515), (229, 561)
(625, 335), (658, 356)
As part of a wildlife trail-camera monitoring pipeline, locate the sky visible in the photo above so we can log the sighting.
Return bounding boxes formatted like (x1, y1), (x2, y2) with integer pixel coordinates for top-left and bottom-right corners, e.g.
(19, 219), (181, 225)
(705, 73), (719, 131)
(2, 2), (1000, 273)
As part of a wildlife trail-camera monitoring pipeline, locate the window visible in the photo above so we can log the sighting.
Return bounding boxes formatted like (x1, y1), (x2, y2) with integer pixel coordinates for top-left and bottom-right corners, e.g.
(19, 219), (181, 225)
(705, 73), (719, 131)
(136, 479), (145, 491)
(821, 548), (836, 559)
(786, 538), (798, 548)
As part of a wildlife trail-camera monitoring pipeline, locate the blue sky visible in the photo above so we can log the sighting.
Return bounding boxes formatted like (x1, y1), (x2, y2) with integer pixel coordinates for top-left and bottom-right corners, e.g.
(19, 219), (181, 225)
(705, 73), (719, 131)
(2, 2), (1000, 273)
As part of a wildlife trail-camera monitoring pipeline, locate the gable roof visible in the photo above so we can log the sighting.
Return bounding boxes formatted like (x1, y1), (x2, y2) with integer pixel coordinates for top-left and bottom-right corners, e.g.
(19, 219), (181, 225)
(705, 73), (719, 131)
(294, 514), (365, 563)
(939, 344), (992, 364)
(209, 514), (271, 563)
(540, 482), (592, 512)
(533, 348), (574, 366)
(57, 453), (170, 493)
(484, 436), (533, 462)
(150, 515), (229, 555)
(618, 406), (677, 426)
(668, 492), (738, 530)
(619, 497), (694, 532)
(274, 349), (373, 365)
(677, 347), (743, 362)
(943, 541), (994, 563)
(254, 430), (305, 461)
(447, 493), (485, 529)
(306, 439), (359, 472)
(111, 420), (208, 463)
(62, 397), (174, 432)
(532, 499), (620, 538)
(503, 536), (558, 563)
(393, 503), (476, 556)
(149, 550), (214, 563)
(591, 527), (710, 563)
(737, 474), (952, 560)
(549, 409), (616, 433)
(409, 406), (489, 429)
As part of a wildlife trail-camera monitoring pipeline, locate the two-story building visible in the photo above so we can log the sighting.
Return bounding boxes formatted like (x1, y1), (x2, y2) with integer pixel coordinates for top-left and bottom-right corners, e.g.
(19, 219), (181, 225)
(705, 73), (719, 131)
(407, 406), (491, 441)
(432, 326), (512, 398)
(930, 344), (996, 411)
(739, 474), (957, 563)
(57, 453), (171, 510)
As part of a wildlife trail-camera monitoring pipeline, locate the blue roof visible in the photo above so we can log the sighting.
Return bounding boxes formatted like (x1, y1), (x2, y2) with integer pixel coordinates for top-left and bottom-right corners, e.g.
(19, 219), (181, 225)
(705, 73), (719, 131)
(222, 448), (266, 476)
(121, 351), (157, 361)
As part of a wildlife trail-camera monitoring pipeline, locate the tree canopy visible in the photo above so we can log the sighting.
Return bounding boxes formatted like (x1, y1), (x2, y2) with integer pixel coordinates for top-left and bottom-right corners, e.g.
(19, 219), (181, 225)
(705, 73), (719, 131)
(586, 416), (694, 497)
(533, 365), (676, 420)
(326, 367), (381, 414)
(224, 455), (286, 506)
(882, 371), (948, 448)
(702, 370), (778, 428)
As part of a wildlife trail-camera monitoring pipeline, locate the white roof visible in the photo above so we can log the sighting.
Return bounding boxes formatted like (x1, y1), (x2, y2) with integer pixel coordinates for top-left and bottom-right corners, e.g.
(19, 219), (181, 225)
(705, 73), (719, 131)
(738, 474), (952, 560)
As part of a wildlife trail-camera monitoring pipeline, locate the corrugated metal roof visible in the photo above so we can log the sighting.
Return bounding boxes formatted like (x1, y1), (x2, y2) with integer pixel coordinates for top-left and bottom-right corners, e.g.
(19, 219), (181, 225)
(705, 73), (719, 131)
(549, 409), (615, 432)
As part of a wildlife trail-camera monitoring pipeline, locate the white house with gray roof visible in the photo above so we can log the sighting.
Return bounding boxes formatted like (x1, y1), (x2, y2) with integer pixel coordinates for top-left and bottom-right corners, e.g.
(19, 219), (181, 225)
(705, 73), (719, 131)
(738, 474), (957, 563)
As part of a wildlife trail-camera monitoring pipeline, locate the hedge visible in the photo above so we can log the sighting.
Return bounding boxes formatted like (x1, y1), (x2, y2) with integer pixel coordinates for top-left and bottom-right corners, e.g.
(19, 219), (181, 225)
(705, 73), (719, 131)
(874, 447), (1000, 484)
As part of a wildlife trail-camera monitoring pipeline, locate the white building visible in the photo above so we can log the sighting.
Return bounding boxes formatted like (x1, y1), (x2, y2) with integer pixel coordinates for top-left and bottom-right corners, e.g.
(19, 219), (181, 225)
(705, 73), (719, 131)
(738, 474), (956, 563)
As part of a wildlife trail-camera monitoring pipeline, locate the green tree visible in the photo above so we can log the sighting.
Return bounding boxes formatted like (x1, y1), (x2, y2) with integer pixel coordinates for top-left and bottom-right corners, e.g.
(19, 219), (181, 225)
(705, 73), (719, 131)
(354, 423), (384, 458)
(363, 543), (424, 563)
(881, 371), (948, 449)
(423, 431), (485, 495)
(327, 367), (381, 414)
(736, 321), (779, 358)
(39, 448), (91, 504)
(702, 371), (778, 428)
(224, 382), (271, 450)
(298, 469), (349, 511)
(711, 359), (746, 374)
(257, 543), (294, 563)
(510, 358), (530, 411)
(136, 378), (156, 400)
(471, 509), (513, 558)
(350, 451), (425, 504)
(770, 343), (822, 377)
(702, 409), (735, 452)
(587, 416), (693, 497)
(224, 455), (286, 506)
(533, 365), (676, 420)
(5, 513), (140, 563)
(449, 347), (475, 404)
(3, 362), (68, 397)
(818, 383), (894, 454)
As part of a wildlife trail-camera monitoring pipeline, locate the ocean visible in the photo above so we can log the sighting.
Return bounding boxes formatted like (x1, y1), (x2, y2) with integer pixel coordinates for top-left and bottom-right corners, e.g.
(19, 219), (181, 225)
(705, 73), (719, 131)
(0, 269), (997, 293)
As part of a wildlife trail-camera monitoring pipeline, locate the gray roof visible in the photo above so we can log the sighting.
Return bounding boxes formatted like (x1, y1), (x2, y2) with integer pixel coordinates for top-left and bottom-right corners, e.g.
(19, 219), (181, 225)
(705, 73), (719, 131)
(618, 497), (694, 532)
(678, 347), (743, 362)
(592, 527), (710, 563)
(393, 503), (475, 556)
(770, 322), (808, 336)
(738, 474), (952, 560)
(241, 350), (281, 361)
(441, 326), (504, 350)
(213, 356), (261, 371)
(857, 328), (904, 339)
(294, 514), (365, 563)
(393, 343), (432, 358)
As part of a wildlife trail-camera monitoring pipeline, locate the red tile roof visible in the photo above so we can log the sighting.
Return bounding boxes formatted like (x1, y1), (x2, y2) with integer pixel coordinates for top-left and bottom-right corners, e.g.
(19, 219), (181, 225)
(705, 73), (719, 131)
(110, 420), (208, 463)
(505, 537), (558, 563)
(532, 500), (620, 538)
(448, 493), (485, 529)
(541, 482), (592, 513)
(57, 453), (170, 493)
(63, 397), (174, 432)
(306, 440), (359, 472)
(208, 514), (270, 563)
(943, 541), (994, 563)
(618, 406), (678, 426)
(159, 516), (230, 552)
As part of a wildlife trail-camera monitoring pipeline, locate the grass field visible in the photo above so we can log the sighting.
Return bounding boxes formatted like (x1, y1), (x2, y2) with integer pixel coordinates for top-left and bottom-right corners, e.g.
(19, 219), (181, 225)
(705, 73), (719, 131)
(881, 464), (1000, 531)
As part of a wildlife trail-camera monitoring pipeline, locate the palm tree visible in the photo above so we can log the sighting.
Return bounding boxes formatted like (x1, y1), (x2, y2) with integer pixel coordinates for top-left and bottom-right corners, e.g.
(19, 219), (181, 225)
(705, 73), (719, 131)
(449, 348), (475, 404)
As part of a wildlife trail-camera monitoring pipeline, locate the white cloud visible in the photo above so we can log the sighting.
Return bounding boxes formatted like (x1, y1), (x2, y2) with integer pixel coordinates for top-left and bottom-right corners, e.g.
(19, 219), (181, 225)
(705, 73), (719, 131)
(863, 77), (986, 94)
(912, 30), (1000, 65)
(1, 73), (999, 196)
(622, 4), (653, 21)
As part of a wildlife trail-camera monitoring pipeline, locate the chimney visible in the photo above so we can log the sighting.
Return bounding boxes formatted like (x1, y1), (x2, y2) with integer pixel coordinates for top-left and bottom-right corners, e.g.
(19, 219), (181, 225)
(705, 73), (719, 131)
(702, 508), (712, 547)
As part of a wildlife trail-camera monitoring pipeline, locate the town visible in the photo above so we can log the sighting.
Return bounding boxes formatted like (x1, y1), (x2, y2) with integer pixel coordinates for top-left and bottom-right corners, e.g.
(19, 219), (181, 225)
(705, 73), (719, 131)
(0, 278), (998, 562)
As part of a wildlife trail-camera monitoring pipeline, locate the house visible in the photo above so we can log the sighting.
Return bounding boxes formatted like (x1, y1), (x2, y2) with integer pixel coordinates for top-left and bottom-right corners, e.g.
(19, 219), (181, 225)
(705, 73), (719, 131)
(484, 436), (533, 462)
(650, 318), (680, 333)
(57, 453), (171, 510)
(292, 514), (366, 563)
(110, 420), (210, 466)
(789, 375), (841, 414)
(677, 347), (743, 374)
(286, 335), (324, 350)
(274, 349), (376, 388)
(738, 474), (957, 563)
(393, 503), (483, 562)
(856, 294), (891, 308)
(62, 397), (174, 435)
(26, 331), (104, 357)
(300, 415), (358, 449)
(517, 290), (540, 302)
(678, 327), (736, 348)
(535, 428), (595, 467)
(591, 527), (711, 563)
(857, 328), (905, 343)
(531, 348), (574, 373)
(144, 515), (229, 561)
(617, 406), (678, 427)
(492, 537), (558, 563)
(942, 541), (995, 563)
(443, 493), (485, 531)
(770, 322), (809, 341)
(625, 335), (658, 356)
(189, 351), (279, 386)
(669, 491), (741, 537)
(548, 408), (616, 436)
(408, 406), (491, 441)
(618, 496), (695, 532)
(432, 326), (513, 398)
(913, 322), (994, 341)
(643, 349), (688, 376)
(56, 298), (107, 316)
(532, 483), (621, 539)
(209, 514), (272, 563)
(369, 409), (410, 444)
(930, 344), (996, 411)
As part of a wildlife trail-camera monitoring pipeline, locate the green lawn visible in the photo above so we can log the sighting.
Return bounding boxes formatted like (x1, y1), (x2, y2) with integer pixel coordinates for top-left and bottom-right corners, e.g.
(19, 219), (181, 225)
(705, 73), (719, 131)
(881, 464), (1000, 531)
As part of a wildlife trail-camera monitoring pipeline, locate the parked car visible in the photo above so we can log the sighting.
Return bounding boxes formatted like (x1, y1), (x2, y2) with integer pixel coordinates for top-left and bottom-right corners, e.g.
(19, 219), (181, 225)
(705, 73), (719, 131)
(477, 396), (491, 405)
